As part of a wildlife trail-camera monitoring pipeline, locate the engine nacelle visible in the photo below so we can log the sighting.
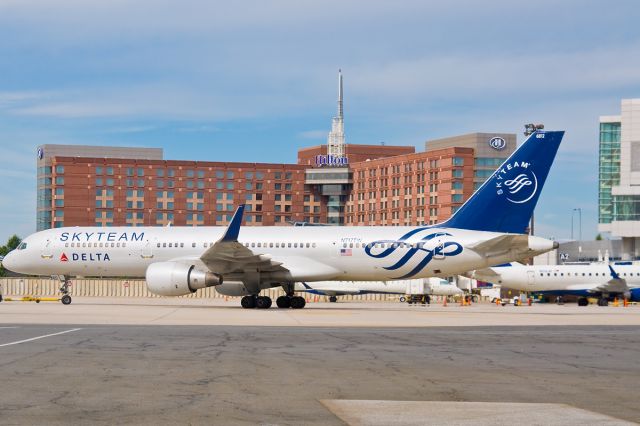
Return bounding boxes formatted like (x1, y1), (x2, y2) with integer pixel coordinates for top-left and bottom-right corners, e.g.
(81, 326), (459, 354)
(215, 281), (251, 297)
(146, 262), (222, 297)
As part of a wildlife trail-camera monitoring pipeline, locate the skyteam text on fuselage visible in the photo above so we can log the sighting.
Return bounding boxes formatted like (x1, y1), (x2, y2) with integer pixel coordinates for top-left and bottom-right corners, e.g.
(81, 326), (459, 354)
(3, 130), (564, 309)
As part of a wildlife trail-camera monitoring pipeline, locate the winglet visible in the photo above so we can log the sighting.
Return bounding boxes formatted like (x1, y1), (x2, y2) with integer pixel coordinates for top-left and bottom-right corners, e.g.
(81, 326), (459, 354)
(220, 205), (245, 242)
(608, 264), (621, 280)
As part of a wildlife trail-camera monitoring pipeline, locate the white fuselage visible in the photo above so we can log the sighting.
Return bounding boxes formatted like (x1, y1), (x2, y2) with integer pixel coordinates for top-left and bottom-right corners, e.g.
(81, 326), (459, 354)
(295, 278), (464, 297)
(473, 263), (640, 298)
(4, 225), (554, 283)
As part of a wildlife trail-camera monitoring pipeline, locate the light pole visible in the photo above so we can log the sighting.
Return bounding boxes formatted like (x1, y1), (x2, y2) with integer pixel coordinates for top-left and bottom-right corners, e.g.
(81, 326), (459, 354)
(571, 208), (582, 241)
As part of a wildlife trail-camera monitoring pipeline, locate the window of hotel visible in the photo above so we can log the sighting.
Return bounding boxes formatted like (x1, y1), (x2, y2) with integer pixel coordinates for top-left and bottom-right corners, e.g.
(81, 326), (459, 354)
(215, 171), (224, 179)
(197, 181), (205, 189)
(285, 183), (292, 190)
(186, 181), (194, 189)
(227, 171), (234, 179)
(106, 167), (114, 175)
(96, 166), (103, 175)
(106, 178), (115, 186)
(137, 179), (145, 187)
(245, 183), (252, 190)
(452, 170), (463, 178)
(197, 170), (205, 178)
(156, 169), (164, 177)
(275, 183), (282, 190)
(245, 172), (253, 179)
(216, 182), (224, 189)
(126, 167), (134, 176)
(55, 188), (64, 195)
(275, 172), (282, 179)
(55, 177), (64, 185)
(55, 165), (65, 174)
(226, 183), (234, 190)
(285, 172), (292, 179)
(96, 178), (103, 186)
(452, 181), (463, 190)
(167, 169), (175, 177)
(186, 170), (195, 178)
(256, 172), (264, 180)
(156, 180), (164, 188)
(137, 168), (144, 177)
(452, 194), (464, 203)
(453, 157), (464, 166)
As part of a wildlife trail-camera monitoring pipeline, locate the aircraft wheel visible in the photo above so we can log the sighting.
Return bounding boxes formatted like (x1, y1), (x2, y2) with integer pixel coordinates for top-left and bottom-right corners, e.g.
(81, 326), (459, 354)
(61, 295), (72, 305)
(241, 295), (257, 309)
(329, 296), (338, 303)
(399, 296), (406, 303)
(256, 296), (272, 309)
(598, 298), (609, 307)
(290, 296), (306, 309)
(276, 296), (291, 309)
(577, 297), (589, 307)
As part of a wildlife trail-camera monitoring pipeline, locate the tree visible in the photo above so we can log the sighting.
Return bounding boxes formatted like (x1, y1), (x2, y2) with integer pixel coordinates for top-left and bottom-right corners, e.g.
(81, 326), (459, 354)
(595, 233), (603, 241)
(0, 234), (22, 277)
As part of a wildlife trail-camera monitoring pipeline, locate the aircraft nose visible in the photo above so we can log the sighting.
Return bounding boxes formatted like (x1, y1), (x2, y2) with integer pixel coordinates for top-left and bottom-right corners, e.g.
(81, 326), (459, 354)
(1, 251), (15, 271)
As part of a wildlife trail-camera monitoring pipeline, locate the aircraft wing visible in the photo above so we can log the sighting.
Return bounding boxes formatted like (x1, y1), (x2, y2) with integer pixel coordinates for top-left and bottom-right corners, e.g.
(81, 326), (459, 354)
(198, 206), (289, 291)
(590, 265), (628, 294)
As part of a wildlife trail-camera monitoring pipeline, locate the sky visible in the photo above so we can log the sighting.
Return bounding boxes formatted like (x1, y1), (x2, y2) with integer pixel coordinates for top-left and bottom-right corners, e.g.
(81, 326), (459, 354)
(1, 0), (639, 242)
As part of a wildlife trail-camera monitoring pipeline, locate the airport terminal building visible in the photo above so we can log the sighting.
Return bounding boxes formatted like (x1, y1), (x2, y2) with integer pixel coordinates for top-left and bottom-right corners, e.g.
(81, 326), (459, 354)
(598, 98), (640, 260)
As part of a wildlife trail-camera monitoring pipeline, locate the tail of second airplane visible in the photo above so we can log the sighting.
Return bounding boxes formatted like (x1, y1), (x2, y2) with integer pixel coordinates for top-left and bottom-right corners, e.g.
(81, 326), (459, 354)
(439, 130), (564, 234)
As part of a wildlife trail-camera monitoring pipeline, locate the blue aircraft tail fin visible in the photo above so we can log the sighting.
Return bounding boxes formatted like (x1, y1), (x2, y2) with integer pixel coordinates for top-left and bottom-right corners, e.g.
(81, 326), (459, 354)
(439, 130), (564, 234)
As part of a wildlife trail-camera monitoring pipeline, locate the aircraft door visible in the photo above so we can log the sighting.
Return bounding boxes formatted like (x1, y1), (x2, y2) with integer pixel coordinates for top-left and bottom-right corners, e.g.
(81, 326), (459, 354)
(433, 233), (446, 260)
(41, 239), (53, 259)
(527, 270), (535, 286)
(141, 239), (154, 259)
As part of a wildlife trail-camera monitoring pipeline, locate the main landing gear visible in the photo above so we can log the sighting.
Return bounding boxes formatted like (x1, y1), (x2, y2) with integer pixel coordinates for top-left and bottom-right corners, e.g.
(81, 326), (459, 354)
(276, 295), (306, 309)
(240, 295), (272, 309)
(240, 294), (306, 309)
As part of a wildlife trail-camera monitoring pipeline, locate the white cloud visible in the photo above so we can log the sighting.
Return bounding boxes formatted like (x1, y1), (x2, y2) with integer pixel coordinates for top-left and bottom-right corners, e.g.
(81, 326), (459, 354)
(298, 130), (326, 140)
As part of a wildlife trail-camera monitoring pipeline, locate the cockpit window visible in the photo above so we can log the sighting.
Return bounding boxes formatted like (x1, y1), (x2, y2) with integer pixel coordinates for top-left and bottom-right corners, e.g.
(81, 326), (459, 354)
(17, 242), (27, 250)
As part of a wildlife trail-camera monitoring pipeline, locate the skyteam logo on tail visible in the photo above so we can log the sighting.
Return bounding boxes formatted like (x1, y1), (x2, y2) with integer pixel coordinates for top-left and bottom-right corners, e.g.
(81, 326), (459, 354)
(364, 228), (463, 279)
(495, 160), (538, 204)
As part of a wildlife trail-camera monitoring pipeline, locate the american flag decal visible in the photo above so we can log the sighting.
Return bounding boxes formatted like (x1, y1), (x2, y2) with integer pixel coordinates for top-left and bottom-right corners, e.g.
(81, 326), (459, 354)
(340, 248), (352, 256)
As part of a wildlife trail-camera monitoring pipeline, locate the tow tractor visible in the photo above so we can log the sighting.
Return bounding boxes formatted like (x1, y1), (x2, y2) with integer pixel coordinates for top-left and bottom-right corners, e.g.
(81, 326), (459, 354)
(0, 275), (73, 305)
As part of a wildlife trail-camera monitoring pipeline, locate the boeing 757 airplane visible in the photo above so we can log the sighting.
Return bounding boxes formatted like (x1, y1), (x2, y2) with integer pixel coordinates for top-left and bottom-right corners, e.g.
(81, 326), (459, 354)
(3, 130), (564, 309)
(469, 262), (640, 305)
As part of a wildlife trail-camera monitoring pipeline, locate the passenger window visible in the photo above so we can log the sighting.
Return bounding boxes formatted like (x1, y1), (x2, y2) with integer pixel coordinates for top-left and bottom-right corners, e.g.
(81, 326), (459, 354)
(306, 243), (310, 248)
(257, 243), (262, 248)
(294, 243), (298, 248)
(288, 243), (292, 248)
(349, 243), (354, 248)
(269, 243), (274, 248)
(65, 243), (69, 248)
(163, 243), (167, 248)
(192, 243), (196, 248)
(169, 243), (173, 248)
(312, 243), (316, 248)
(116, 243), (120, 248)
(111, 243), (115, 248)
(123, 243), (126, 248)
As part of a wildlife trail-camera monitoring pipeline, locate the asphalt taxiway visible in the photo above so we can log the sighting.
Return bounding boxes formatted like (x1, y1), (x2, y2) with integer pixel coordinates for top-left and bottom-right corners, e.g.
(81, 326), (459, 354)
(1, 300), (639, 425)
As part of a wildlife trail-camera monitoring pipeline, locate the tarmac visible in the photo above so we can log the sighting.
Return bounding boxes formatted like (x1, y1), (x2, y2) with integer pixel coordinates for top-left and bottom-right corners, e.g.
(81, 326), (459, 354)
(1, 299), (639, 425)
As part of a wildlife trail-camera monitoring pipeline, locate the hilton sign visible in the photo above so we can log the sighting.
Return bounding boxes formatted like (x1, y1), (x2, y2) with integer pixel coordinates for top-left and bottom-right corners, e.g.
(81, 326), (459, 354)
(315, 154), (348, 167)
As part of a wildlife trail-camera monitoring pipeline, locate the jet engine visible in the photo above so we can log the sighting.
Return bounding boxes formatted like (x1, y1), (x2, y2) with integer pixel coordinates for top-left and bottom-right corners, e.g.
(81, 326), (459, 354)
(146, 262), (222, 297)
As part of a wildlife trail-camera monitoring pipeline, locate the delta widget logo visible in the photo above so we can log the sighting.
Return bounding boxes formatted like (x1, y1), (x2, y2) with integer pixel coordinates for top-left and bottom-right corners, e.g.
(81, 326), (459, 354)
(495, 160), (538, 204)
(60, 253), (68, 262)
